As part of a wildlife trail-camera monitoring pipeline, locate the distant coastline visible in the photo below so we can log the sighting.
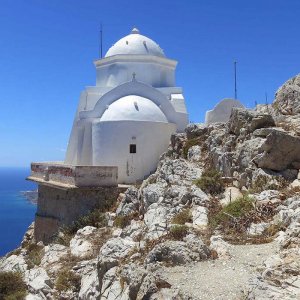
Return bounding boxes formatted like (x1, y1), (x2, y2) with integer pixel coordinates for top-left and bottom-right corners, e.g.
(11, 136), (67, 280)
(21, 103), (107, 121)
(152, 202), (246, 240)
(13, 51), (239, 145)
(20, 190), (38, 205)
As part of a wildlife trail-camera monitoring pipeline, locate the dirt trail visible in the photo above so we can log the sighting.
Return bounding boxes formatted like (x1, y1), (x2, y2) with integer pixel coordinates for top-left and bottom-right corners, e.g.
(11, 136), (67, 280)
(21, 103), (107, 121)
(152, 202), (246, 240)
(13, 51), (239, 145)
(163, 242), (277, 300)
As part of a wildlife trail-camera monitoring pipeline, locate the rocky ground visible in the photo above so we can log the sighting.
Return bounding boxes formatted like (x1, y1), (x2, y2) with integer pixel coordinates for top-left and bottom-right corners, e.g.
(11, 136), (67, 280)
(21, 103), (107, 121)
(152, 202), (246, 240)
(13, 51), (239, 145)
(1, 74), (300, 299)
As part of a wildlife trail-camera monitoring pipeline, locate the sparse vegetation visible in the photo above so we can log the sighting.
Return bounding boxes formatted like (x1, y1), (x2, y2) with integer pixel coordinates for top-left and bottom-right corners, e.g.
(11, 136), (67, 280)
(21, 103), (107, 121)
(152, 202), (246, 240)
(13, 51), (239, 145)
(169, 225), (189, 240)
(25, 243), (44, 269)
(113, 212), (139, 229)
(0, 271), (27, 299)
(209, 195), (254, 231)
(207, 194), (281, 244)
(251, 175), (288, 193)
(194, 169), (225, 195)
(61, 209), (107, 235)
(171, 209), (192, 225)
(55, 269), (81, 293)
(182, 138), (200, 158)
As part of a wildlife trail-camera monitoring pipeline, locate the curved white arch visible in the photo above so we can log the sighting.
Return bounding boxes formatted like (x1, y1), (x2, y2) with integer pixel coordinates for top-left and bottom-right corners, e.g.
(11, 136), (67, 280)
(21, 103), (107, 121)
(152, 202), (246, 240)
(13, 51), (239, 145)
(79, 80), (177, 123)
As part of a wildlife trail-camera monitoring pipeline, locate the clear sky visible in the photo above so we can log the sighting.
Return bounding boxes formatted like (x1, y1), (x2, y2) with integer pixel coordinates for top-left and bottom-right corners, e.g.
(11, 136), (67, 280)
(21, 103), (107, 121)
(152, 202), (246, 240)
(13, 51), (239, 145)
(0, 0), (300, 167)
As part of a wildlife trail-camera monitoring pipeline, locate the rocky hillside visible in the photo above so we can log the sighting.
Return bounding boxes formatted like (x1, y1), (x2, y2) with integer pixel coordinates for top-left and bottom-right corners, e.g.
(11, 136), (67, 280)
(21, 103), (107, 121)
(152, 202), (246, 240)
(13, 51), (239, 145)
(1, 75), (300, 300)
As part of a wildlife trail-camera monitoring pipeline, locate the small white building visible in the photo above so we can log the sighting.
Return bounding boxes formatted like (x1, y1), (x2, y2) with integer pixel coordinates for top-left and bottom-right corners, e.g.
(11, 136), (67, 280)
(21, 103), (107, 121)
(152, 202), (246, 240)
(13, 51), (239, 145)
(65, 28), (188, 183)
(205, 98), (244, 125)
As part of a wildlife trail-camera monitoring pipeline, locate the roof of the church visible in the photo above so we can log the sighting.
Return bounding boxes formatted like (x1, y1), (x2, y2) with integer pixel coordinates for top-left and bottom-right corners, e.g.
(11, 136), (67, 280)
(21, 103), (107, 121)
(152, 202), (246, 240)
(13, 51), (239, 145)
(105, 28), (165, 58)
(100, 95), (168, 122)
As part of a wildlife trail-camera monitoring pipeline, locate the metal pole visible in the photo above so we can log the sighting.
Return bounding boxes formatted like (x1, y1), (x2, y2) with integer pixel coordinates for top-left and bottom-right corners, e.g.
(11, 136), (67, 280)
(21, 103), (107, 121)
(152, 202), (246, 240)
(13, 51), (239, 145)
(100, 23), (103, 58)
(234, 61), (237, 99)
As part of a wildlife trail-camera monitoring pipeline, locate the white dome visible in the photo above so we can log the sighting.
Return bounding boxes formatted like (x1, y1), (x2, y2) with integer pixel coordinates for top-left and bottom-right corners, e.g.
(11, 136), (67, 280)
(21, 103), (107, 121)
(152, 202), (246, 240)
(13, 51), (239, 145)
(105, 28), (165, 58)
(100, 95), (168, 122)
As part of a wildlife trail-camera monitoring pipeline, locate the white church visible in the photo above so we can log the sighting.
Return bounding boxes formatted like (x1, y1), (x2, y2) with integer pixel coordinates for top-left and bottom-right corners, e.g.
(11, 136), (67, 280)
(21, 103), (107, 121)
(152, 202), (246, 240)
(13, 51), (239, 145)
(64, 28), (189, 183)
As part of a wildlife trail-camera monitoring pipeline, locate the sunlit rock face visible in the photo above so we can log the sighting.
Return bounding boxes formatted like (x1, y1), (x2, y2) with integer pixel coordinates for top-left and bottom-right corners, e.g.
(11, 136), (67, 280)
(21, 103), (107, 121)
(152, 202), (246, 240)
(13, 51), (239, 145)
(65, 28), (188, 184)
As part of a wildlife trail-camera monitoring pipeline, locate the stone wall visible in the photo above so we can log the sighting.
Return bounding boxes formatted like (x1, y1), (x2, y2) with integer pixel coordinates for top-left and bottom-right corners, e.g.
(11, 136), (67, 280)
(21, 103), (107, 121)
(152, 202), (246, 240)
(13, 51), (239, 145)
(34, 184), (126, 243)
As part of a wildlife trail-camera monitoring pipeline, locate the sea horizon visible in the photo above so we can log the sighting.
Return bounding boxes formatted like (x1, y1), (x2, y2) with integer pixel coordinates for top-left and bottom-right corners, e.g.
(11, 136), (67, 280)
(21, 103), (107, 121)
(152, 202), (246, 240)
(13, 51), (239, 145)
(0, 167), (37, 257)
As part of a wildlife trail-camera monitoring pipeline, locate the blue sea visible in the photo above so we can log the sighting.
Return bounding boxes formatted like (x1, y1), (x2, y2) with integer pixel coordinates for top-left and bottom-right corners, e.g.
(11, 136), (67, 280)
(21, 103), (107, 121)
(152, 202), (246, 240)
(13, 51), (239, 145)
(0, 168), (37, 257)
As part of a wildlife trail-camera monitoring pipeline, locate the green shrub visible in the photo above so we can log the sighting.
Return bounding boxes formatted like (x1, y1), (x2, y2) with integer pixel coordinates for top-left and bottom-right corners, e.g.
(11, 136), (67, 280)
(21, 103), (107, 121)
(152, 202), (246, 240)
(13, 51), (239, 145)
(63, 209), (107, 235)
(171, 209), (192, 225)
(25, 243), (44, 269)
(169, 225), (189, 240)
(182, 138), (200, 158)
(55, 269), (81, 293)
(0, 271), (27, 299)
(194, 169), (225, 195)
(209, 195), (254, 231)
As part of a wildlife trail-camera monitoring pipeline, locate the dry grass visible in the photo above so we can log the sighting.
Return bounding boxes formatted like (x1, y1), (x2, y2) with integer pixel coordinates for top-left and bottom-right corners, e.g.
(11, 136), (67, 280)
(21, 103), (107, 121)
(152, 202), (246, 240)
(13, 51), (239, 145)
(113, 212), (139, 229)
(169, 225), (189, 240)
(55, 269), (81, 293)
(0, 271), (27, 299)
(194, 169), (225, 195)
(25, 243), (44, 269)
(171, 209), (192, 225)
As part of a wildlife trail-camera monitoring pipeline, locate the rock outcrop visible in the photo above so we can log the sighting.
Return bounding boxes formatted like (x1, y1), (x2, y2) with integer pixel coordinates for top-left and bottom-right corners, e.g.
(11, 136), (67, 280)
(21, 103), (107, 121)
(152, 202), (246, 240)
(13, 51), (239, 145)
(1, 75), (300, 299)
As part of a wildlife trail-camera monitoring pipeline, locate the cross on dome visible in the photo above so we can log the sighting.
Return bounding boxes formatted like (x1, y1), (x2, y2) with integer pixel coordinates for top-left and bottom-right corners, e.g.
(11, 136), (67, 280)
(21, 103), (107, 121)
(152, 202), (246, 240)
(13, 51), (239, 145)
(131, 27), (140, 34)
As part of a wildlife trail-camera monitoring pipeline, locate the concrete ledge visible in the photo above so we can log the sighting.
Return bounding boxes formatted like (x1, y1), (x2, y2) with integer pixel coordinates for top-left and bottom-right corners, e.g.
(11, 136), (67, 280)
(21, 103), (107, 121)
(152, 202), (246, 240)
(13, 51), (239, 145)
(29, 162), (118, 187)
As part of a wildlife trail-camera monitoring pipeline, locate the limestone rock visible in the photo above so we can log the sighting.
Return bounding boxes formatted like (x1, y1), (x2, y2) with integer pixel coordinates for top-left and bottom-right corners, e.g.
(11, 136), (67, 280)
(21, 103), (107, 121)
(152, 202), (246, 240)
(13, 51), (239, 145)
(99, 237), (136, 261)
(40, 243), (68, 268)
(0, 254), (28, 273)
(227, 108), (275, 136)
(70, 226), (97, 258)
(191, 206), (208, 228)
(220, 187), (243, 206)
(142, 182), (167, 209)
(254, 130), (300, 171)
(185, 123), (208, 140)
(25, 267), (53, 294)
(157, 158), (202, 186)
(209, 235), (231, 259)
(116, 187), (139, 216)
(144, 203), (170, 239)
(247, 222), (269, 235)
(187, 145), (201, 162)
(273, 74), (300, 115)
(146, 235), (210, 266)
(79, 268), (100, 300)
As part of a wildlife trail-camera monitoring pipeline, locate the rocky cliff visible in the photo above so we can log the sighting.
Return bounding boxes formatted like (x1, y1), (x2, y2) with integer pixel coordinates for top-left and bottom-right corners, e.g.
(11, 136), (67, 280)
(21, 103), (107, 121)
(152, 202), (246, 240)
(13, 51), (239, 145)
(1, 75), (300, 300)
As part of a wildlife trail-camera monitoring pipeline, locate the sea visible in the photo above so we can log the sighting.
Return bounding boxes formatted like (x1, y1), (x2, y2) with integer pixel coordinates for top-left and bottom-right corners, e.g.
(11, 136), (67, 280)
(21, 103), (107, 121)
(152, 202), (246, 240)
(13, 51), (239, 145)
(0, 167), (37, 257)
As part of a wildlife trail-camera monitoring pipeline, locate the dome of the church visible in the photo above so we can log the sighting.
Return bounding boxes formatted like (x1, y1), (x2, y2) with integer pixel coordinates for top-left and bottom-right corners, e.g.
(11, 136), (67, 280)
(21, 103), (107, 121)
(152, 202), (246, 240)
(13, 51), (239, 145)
(100, 95), (167, 122)
(105, 28), (165, 58)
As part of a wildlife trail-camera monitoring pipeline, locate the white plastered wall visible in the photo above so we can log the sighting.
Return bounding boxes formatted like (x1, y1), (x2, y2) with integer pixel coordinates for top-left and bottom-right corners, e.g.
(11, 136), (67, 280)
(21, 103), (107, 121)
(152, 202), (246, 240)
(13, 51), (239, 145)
(92, 120), (176, 183)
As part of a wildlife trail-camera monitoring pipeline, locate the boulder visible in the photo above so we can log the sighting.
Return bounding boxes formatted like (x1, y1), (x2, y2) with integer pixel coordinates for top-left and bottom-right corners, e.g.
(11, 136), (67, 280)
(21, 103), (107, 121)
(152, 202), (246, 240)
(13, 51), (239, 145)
(220, 187), (243, 206)
(209, 235), (231, 259)
(70, 226), (97, 258)
(227, 108), (275, 136)
(116, 187), (139, 216)
(0, 254), (27, 273)
(191, 206), (208, 228)
(185, 123), (208, 139)
(99, 237), (136, 261)
(146, 235), (210, 266)
(40, 244), (68, 268)
(187, 145), (201, 162)
(25, 267), (53, 294)
(79, 269), (100, 300)
(254, 130), (300, 171)
(247, 222), (269, 235)
(273, 74), (300, 115)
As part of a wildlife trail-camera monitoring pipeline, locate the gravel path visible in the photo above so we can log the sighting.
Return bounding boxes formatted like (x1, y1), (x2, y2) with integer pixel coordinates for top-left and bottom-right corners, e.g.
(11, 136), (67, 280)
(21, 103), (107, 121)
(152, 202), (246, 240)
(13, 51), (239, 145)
(162, 242), (277, 300)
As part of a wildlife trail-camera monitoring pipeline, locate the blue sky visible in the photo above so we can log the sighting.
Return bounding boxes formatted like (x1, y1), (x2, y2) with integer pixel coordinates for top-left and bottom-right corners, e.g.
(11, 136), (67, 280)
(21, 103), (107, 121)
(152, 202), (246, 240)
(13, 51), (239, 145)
(0, 0), (300, 167)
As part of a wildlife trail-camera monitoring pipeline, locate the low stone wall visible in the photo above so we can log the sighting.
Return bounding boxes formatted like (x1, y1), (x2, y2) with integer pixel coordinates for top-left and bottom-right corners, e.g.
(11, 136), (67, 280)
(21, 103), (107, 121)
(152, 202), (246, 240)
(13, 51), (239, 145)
(34, 184), (127, 243)
(30, 162), (118, 187)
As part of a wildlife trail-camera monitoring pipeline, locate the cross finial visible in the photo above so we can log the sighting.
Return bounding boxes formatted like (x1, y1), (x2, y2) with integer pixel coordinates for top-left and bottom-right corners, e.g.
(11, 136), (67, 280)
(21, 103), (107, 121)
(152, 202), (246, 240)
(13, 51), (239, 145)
(132, 72), (136, 81)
